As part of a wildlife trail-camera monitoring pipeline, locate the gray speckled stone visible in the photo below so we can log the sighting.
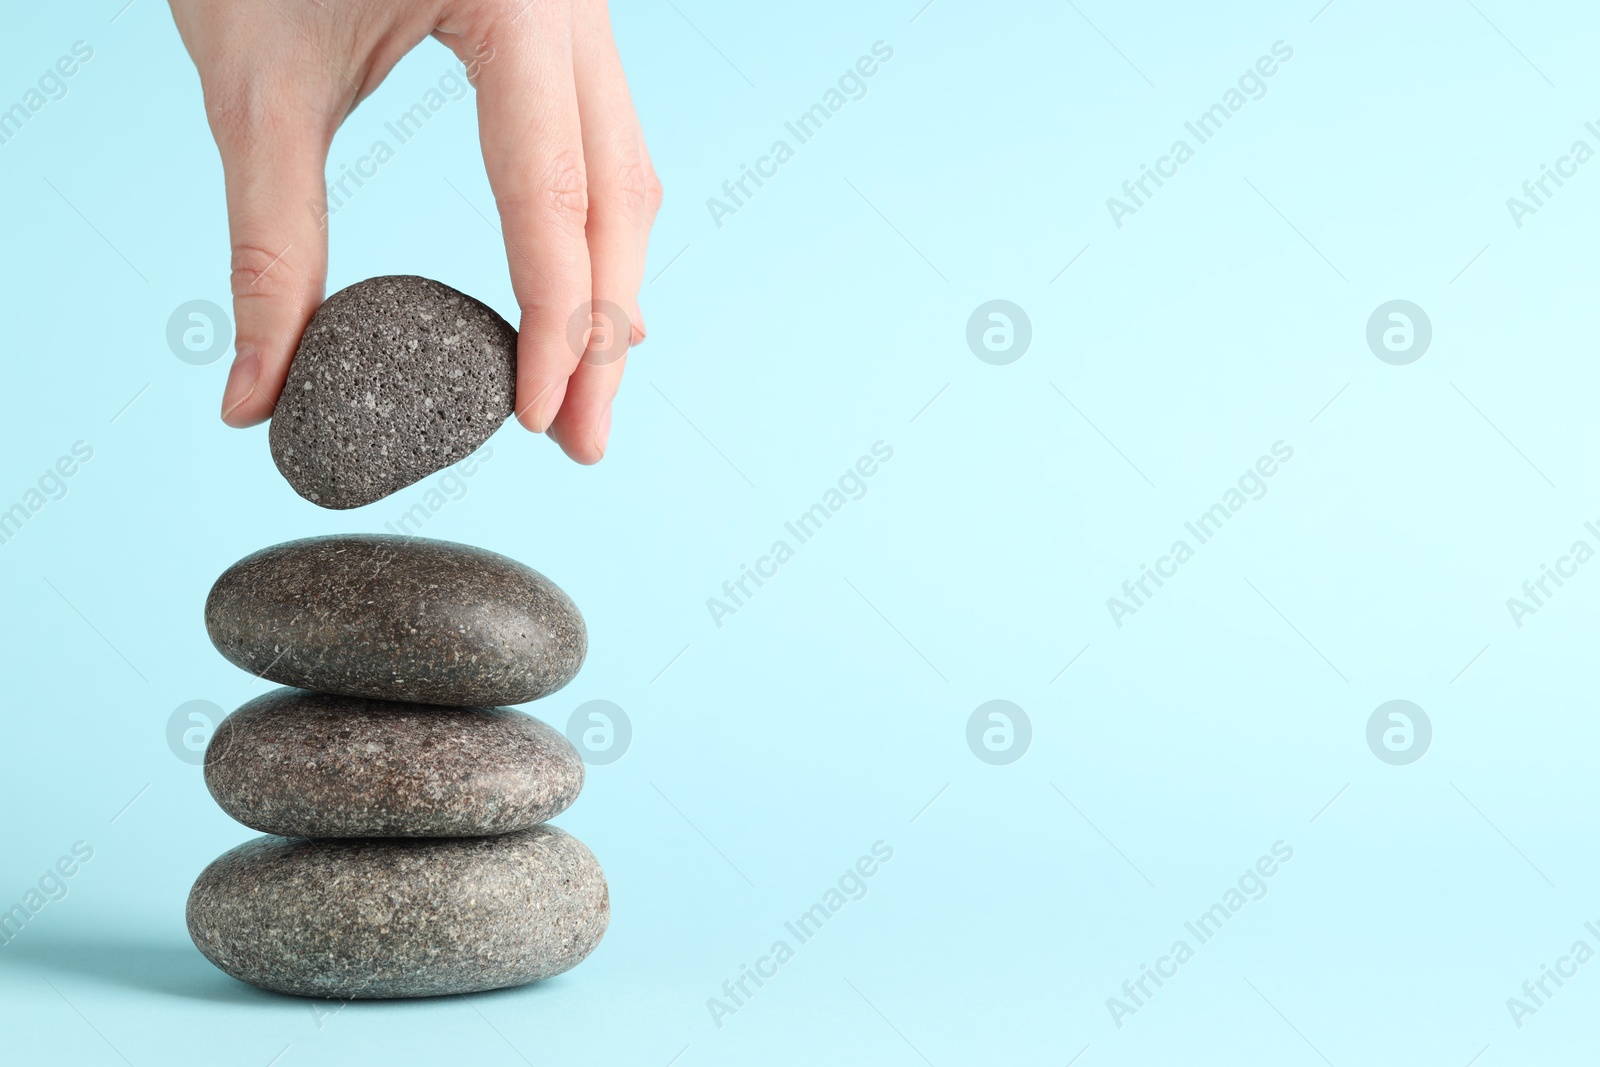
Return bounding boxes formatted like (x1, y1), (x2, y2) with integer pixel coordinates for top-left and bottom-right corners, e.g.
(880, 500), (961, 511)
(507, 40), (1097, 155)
(205, 688), (584, 838)
(205, 534), (585, 707)
(270, 275), (515, 510)
(187, 826), (608, 998)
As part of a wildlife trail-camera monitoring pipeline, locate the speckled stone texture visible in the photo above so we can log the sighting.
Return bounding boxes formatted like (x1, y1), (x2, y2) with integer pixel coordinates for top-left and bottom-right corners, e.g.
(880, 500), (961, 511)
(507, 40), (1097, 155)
(269, 275), (516, 509)
(205, 534), (586, 706)
(186, 826), (608, 998)
(204, 688), (584, 837)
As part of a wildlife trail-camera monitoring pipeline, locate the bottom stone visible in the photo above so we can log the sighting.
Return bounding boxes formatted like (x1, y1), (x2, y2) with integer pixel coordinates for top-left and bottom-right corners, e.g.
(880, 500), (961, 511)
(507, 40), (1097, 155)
(186, 826), (608, 998)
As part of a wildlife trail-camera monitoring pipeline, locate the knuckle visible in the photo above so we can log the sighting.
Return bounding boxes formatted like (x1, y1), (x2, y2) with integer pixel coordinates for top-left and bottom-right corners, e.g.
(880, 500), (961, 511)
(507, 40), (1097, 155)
(602, 155), (663, 224)
(203, 70), (325, 149)
(643, 164), (665, 216)
(228, 243), (296, 299)
(204, 85), (264, 149)
(540, 149), (590, 229)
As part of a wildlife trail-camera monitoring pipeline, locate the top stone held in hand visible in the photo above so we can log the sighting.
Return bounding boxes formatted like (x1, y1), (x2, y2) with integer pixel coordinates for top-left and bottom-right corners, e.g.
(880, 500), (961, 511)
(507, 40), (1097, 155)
(270, 275), (516, 510)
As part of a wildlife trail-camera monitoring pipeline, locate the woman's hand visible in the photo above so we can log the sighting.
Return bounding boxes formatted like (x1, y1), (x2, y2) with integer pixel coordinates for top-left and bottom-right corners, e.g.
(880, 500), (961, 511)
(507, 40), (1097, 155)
(169, 0), (661, 463)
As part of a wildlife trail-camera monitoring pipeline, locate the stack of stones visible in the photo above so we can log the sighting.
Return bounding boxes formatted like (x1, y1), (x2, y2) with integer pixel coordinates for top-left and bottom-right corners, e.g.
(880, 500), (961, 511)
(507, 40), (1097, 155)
(185, 533), (608, 998)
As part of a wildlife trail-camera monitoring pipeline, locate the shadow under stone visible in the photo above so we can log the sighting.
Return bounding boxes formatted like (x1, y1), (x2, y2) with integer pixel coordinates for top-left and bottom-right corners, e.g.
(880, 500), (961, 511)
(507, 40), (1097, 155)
(4, 930), (578, 1006)
(2, 932), (273, 1004)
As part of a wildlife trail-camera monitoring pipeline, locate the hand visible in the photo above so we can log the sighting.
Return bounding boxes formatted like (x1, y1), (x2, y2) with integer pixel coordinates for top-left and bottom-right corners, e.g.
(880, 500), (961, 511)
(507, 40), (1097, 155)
(169, 0), (662, 463)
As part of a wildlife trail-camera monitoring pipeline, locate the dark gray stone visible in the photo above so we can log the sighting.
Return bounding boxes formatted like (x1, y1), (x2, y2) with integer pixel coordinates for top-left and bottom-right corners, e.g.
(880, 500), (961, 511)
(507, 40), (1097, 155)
(270, 275), (516, 509)
(205, 688), (584, 837)
(187, 826), (608, 998)
(205, 534), (586, 707)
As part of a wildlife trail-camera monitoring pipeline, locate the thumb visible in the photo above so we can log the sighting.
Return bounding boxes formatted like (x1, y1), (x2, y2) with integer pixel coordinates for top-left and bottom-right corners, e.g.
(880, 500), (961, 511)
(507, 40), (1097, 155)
(214, 117), (330, 427)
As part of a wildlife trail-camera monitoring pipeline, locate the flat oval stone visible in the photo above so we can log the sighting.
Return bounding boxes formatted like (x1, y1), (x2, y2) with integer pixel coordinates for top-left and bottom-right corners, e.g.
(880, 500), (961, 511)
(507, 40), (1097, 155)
(205, 534), (585, 706)
(187, 827), (608, 998)
(205, 688), (584, 837)
(270, 275), (516, 509)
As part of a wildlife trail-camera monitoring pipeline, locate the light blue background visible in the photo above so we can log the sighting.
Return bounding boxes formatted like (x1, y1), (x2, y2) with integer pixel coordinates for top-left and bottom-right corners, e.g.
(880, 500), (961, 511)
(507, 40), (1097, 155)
(2, 1), (1597, 1064)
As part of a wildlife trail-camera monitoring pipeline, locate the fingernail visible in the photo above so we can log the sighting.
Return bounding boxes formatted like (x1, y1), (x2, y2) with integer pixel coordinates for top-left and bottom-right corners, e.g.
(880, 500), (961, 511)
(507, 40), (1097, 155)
(221, 345), (260, 424)
(594, 405), (612, 458)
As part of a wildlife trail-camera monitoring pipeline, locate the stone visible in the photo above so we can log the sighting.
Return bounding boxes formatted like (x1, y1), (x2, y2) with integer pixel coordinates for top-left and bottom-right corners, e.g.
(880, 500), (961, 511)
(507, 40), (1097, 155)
(204, 534), (586, 707)
(187, 826), (608, 998)
(204, 688), (584, 837)
(269, 275), (516, 509)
